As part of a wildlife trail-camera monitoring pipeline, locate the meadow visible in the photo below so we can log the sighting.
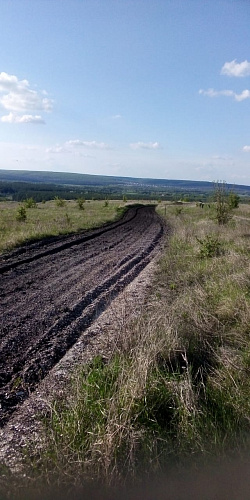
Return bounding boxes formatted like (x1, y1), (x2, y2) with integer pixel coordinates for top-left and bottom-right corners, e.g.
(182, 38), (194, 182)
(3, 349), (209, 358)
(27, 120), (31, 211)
(0, 199), (123, 255)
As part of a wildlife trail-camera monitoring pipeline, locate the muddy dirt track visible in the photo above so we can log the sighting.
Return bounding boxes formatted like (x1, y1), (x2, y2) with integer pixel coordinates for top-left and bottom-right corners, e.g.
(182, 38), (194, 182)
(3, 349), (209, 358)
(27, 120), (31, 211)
(0, 205), (165, 426)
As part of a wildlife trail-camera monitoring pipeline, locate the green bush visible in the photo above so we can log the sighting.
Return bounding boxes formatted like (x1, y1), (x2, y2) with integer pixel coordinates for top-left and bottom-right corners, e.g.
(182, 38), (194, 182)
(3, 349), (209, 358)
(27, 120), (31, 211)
(16, 205), (27, 222)
(228, 192), (240, 209)
(24, 197), (37, 208)
(77, 197), (85, 210)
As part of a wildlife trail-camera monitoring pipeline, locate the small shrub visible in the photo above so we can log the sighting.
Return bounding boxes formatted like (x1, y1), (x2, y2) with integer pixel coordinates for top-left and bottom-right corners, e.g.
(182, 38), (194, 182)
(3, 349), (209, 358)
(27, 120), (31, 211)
(196, 235), (221, 258)
(174, 206), (183, 216)
(24, 197), (37, 208)
(228, 192), (240, 209)
(16, 205), (27, 222)
(54, 196), (66, 207)
(77, 197), (85, 210)
(104, 199), (109, 207)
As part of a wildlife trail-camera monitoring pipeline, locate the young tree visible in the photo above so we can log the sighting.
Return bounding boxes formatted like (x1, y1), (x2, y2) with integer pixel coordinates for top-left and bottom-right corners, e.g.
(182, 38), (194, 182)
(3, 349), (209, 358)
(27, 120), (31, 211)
(16, 205), (27, 221)
(213, 181), (232, 225)
(77, 197), (85, 210)
(24, 197), (37, 208)
(54, 196), (66, 207)
(228, 191), (240, 209)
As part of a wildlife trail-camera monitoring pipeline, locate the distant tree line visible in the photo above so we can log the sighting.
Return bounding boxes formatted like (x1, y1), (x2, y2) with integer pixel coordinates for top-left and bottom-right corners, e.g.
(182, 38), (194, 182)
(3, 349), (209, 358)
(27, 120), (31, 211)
(0, 180), (248, 204)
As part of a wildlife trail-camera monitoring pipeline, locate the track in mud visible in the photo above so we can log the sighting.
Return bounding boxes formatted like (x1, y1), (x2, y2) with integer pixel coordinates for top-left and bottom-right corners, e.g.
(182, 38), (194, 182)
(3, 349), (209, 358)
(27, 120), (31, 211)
(0, 205), (165, 426)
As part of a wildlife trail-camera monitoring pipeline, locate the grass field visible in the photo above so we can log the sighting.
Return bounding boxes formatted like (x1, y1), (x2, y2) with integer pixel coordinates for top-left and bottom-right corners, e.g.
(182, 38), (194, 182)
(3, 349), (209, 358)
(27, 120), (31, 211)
(1, 201), (250, 495)
(0, 199), (124, 254)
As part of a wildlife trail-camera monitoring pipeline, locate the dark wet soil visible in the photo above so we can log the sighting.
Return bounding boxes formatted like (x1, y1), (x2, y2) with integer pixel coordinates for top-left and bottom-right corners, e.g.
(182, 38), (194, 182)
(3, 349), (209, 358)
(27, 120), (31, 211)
(0, 205), (165, 426)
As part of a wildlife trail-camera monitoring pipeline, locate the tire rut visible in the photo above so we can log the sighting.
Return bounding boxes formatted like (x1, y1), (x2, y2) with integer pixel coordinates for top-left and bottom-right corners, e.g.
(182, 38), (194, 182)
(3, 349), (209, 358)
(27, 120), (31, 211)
(0, 205), (165, 426)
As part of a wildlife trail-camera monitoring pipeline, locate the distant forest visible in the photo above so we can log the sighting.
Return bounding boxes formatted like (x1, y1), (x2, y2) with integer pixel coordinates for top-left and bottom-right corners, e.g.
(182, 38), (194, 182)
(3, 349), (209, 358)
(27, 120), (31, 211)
(0, 169), (250, 203)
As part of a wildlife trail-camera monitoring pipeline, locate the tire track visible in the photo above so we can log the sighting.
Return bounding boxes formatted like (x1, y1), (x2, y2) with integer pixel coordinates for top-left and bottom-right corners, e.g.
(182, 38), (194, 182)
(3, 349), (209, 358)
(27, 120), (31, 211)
(0, 205), (165, 426)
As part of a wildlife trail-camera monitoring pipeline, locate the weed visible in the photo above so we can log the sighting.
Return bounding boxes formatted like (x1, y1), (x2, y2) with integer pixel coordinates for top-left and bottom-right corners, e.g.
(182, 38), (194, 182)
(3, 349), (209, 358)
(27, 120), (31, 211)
(174, 206), (183, 216)
(196, 235), (221, 258)
(64, 212), (71, 226)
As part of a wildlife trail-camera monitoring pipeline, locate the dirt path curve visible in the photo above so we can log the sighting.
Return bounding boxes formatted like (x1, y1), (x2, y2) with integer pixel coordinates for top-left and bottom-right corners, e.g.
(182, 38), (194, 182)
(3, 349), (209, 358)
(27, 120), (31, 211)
(0, 205), (165, 427)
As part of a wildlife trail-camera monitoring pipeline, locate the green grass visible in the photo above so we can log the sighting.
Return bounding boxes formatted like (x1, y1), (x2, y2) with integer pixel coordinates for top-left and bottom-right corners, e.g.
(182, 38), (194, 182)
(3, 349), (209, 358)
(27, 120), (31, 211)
(0, 199), (124, 254)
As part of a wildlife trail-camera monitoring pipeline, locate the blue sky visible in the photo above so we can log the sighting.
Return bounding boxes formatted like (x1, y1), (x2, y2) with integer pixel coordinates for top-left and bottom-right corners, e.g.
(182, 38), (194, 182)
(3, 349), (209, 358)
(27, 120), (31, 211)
(0, 0), (250, 185)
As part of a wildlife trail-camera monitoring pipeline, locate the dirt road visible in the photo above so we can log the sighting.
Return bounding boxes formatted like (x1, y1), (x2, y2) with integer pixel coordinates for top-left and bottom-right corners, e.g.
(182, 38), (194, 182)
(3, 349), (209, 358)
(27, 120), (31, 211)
(0, 205), (165, 426)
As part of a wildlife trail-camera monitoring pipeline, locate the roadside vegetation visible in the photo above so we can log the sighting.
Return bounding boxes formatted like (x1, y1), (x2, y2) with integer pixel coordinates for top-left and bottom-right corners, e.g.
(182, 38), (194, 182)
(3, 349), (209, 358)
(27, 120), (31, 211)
(20, 200), (250, 490)
(0, 199), (124, 254)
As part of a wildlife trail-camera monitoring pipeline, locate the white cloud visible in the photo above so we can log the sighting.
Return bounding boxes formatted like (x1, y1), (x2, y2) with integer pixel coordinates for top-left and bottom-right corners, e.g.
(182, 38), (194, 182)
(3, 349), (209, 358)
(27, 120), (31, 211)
(1, 91), (52, 112)
(242, 145), (250, 152)
(111, 114), (122, 119)
(199, 88), (233, 98)
(1, 112), (44, 124)
(0, 72), (53, 123)
(221, 59), (250, 77)
(45, 145), (67, 154)
(235, 89), (250, 101)
(106, 162), (122, 168)
(46, 139), (111, 155)
(0, 72), (28, 92)
(212, 155), (233, 161)
(130, 141), (161, 150)
(199, 88), (250, 101)
(65, 139), (111, 149)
